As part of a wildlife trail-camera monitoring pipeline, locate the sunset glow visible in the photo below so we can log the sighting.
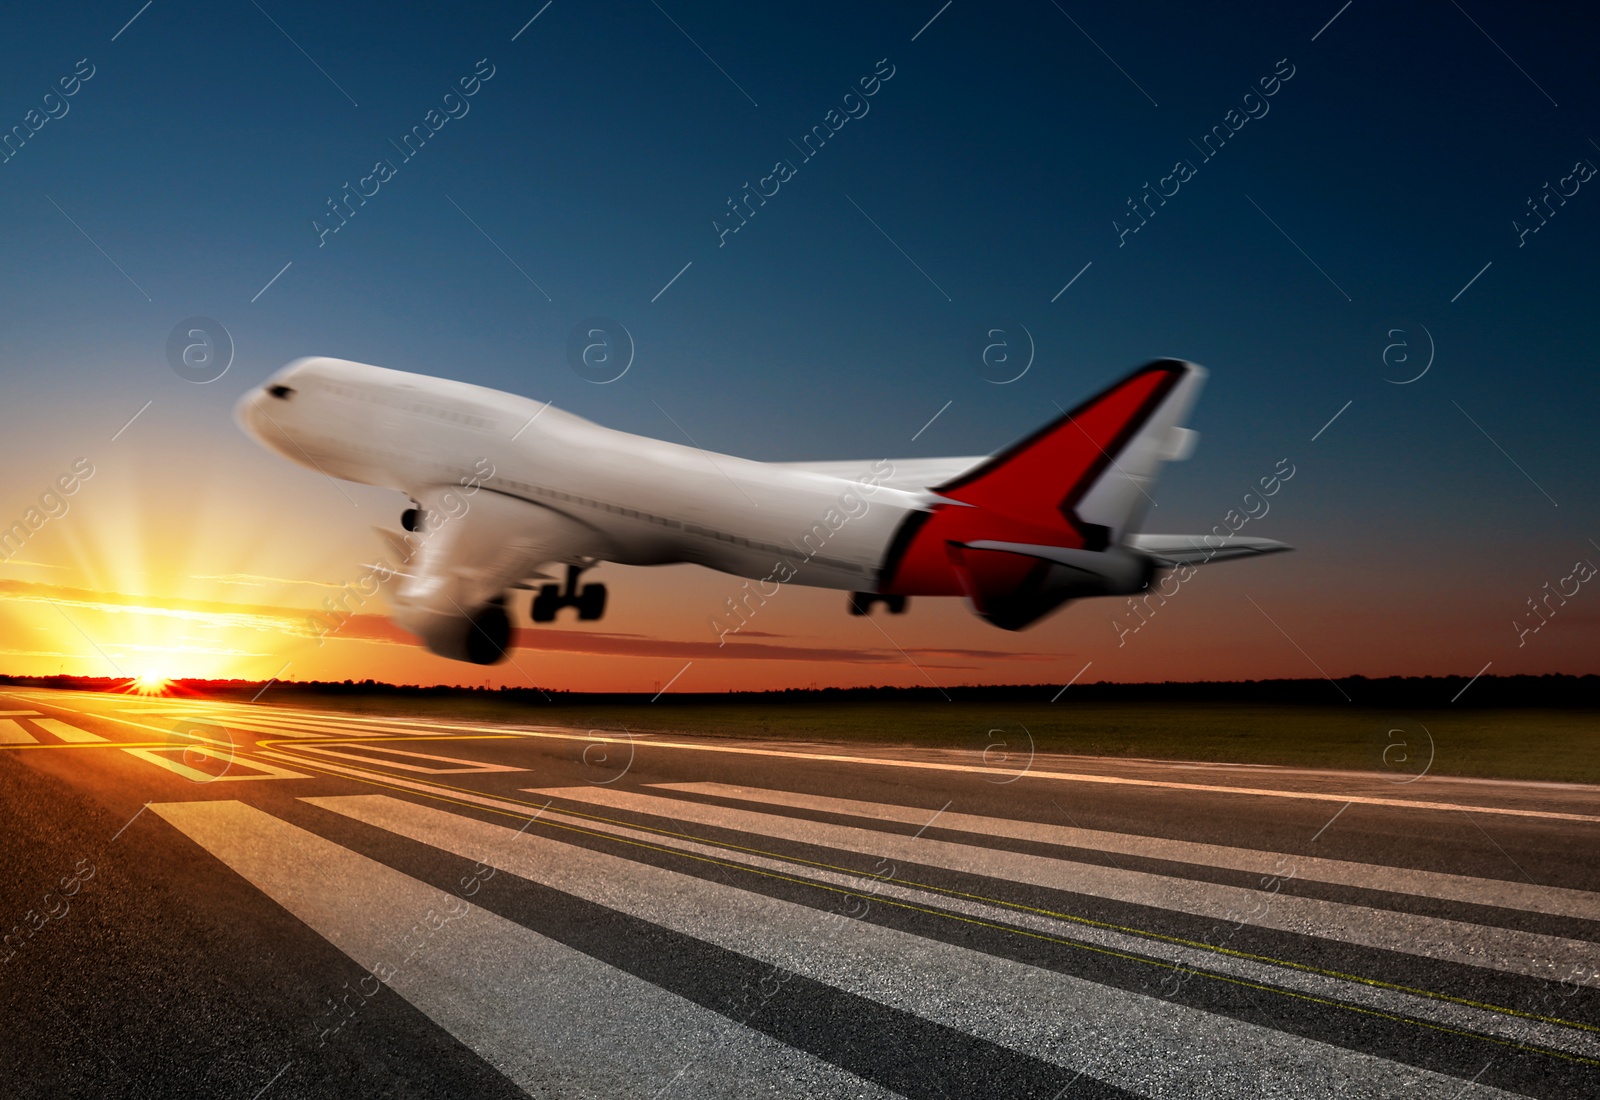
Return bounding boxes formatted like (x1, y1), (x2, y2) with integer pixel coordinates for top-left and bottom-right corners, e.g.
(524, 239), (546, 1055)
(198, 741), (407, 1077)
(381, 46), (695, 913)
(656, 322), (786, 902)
(126, 671), (174, 696)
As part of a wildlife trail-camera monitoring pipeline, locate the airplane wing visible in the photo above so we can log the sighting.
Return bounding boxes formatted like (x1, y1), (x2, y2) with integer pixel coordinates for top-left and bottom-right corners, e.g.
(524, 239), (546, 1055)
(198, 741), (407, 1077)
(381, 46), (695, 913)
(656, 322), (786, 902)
(373, 486), (605, 661)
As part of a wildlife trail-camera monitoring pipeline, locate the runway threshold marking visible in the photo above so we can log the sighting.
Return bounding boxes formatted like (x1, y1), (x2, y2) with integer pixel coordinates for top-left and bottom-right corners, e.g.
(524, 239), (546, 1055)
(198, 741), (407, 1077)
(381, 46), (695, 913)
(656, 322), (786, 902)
(0, 718), (39, 744)
(290, 743), (528, 774)
(121, 747), (308, 783)
(654, 782), (1600, 920)
(307, 792), (1530, 1095)
(523, 786), (1600, 991)
(250, 745), (1600, 1054)
(149, 800), (890, 1098)
(34, 717), (106, 742)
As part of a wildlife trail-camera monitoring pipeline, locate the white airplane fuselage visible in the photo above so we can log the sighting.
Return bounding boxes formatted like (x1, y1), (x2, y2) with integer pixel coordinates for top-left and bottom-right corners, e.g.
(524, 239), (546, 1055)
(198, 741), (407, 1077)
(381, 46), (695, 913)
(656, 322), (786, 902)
(236, 357), (943, 592)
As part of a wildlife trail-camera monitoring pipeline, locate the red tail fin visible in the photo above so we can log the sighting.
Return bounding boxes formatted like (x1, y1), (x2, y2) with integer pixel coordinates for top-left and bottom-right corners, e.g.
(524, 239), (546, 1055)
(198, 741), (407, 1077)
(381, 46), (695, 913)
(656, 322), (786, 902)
(880, 360), (1201, 602)
(934, 360), (1190, 549)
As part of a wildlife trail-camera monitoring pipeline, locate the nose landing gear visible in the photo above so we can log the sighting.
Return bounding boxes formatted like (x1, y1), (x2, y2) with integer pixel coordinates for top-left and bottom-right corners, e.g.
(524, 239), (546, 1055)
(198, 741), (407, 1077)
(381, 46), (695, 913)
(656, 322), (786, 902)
(531, 564), (607, 622)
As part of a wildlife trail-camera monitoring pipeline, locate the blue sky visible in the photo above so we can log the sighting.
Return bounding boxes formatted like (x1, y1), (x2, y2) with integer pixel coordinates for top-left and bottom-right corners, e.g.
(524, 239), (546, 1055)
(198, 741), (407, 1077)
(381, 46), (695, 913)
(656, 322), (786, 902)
(0, 1), (1595, 688)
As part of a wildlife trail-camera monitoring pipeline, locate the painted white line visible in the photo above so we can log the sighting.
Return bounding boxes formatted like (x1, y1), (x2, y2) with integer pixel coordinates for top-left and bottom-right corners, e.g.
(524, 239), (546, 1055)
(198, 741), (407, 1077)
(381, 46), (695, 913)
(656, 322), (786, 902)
(35, 717), (106, 743)
(527, 786), (1600, 988)
(656, 782), (1600, 920)
(243, 710), (1600, 824)
(501, 792), (1600, 1061)
(121, 747), (307, 782)
(315, 793), (1570, 1091)
(0, 718), (39, 744)
(151, 800), (898, 1098)
(291, 743), (526, 774)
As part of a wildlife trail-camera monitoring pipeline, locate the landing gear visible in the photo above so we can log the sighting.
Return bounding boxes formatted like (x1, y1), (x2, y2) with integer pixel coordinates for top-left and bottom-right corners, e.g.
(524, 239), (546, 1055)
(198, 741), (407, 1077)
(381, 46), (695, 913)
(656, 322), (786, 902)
(849, 593), (907, 616)
(531, 565), (608, 623)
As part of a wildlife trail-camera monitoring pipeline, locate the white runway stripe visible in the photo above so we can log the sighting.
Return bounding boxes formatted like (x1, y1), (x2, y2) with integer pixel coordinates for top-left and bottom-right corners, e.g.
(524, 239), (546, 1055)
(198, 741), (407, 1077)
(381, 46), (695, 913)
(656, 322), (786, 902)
(525, 786), (1600, 988)
(150, 800), (899, 1100)
(0, 718), (39, 744)
(34, 717), (105, 742)
(158, 712), (336, 739)
(309, 793), (1526, 1099)
(657, 782), (1600, 921)
(220, 706), (1600, 823)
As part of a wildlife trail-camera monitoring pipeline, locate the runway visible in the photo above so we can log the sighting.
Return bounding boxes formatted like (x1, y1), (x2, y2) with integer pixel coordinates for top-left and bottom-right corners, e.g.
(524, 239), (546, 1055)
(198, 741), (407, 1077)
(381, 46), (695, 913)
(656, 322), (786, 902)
(2, 687), (1596, 1098)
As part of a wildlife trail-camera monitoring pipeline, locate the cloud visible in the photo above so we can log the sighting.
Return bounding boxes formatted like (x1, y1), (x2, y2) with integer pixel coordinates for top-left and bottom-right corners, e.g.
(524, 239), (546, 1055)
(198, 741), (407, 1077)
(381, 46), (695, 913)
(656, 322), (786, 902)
(191, 573), (349, 589)
(0, 578), (1062, 668)
(324, 612), (1051, 666)
(0, 579), (318, 637)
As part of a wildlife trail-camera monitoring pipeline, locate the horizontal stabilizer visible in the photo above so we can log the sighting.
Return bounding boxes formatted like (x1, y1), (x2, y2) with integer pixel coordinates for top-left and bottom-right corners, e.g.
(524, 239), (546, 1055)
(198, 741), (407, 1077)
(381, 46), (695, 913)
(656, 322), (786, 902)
(1127, 533), (1292, 566)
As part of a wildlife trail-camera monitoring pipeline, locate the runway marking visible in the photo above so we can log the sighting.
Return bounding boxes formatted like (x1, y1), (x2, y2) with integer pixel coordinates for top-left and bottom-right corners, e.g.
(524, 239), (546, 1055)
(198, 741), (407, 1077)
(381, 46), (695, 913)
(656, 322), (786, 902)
(121, 748), (308, 783)
(254, 747), (1600, 1055)
(34, 717), (106, 742)
(159, 714), (333, 739)
(656, 783), (1600, 921)
(244, 708), (1600, 824)
(526, 786), (1600, 989)
(20, 692), (1600, 821)
(290, 743), (527, 774)
(305, 792), (1542, 1096)
(0, 718), (39, 744)
(149, 800), (902, 1099)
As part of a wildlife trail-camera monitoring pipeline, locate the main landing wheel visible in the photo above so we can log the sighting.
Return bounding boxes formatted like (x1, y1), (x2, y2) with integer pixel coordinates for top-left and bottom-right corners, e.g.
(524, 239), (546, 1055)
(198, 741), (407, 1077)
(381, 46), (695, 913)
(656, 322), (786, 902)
(577, 583), (607, 621)
(529, 567), (607, 622)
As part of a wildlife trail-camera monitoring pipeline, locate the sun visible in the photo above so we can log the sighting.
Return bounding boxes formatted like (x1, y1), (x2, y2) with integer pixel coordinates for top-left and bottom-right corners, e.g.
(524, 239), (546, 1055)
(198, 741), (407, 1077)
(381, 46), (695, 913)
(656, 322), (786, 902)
(127, 670), (175, 696)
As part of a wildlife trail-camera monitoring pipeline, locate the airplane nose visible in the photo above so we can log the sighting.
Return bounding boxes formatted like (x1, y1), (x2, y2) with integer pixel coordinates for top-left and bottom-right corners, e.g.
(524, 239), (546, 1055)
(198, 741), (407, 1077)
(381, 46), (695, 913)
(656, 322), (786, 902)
(232, 387), (265, 440)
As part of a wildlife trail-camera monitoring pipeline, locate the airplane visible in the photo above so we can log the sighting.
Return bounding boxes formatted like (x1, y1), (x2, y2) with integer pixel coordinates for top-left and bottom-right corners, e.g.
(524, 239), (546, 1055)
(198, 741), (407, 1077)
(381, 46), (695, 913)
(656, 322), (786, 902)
(234, 356), (1290, 664)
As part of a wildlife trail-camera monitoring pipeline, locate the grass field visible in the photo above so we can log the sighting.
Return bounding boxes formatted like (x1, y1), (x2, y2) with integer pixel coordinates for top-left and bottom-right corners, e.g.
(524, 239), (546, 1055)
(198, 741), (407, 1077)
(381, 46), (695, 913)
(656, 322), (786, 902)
(249, 693), (1600, 785)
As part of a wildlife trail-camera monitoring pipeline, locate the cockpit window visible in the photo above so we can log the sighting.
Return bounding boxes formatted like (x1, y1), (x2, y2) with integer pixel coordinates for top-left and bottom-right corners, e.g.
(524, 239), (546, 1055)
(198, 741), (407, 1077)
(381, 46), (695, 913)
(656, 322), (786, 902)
(267, 385), (295, 399)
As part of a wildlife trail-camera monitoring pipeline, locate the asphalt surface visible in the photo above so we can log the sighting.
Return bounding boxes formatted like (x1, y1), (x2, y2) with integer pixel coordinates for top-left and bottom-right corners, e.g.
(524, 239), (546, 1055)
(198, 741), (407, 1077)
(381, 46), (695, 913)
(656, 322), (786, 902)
(1, 687), (1596, 1098)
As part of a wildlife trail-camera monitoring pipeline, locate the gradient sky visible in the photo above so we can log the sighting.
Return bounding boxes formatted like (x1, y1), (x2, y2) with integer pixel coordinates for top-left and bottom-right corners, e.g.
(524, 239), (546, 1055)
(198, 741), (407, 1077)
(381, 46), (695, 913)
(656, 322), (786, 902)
(0, 1), (1595, 692)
